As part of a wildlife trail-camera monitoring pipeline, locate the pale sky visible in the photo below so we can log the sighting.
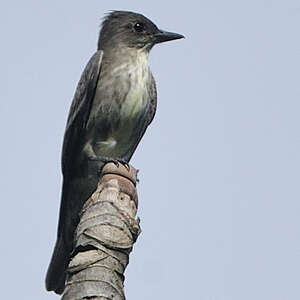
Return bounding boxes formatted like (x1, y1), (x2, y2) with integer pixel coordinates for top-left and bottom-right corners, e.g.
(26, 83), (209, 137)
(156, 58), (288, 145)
(1, 1), (300, 299)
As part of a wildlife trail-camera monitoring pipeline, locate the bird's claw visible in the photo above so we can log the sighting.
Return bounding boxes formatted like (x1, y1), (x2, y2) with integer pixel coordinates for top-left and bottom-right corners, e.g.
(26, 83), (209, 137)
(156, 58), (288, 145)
(105, 158), (130, 170)
(117, 159), (130, 171)
(90, 156), (130, 171)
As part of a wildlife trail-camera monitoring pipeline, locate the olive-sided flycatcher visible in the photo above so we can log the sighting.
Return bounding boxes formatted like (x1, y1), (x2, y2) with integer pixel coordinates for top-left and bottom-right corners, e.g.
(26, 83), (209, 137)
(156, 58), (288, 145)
(46, 11), (183, 294)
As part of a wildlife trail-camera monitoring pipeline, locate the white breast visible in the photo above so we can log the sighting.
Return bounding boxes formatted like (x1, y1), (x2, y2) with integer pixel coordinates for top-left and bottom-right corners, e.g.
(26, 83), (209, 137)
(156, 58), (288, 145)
(87, 48), (151, 156)
(121, 50), (150, 118)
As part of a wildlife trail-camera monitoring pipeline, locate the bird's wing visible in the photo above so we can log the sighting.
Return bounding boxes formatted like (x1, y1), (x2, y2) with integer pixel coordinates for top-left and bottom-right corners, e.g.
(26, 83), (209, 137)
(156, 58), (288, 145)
(147, 73), (157, 125)
(61, 50), (103, 175)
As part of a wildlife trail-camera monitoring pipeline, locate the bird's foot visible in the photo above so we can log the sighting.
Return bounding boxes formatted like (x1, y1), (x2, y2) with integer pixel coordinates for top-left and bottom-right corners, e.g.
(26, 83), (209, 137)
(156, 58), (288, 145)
(90, 156), (130, 171)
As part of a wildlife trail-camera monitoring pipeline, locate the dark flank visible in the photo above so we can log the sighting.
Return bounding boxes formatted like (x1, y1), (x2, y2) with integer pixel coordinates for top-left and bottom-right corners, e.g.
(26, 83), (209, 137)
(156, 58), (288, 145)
(45, 11), (183, 294)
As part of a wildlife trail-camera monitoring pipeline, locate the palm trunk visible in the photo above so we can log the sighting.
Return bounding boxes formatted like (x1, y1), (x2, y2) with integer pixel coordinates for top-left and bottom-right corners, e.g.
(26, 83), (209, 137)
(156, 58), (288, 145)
(62, 163), (140, 300)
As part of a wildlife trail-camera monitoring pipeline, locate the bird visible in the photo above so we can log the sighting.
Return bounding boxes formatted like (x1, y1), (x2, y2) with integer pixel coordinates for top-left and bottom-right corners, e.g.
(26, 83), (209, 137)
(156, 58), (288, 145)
(45, 10), (184, 294)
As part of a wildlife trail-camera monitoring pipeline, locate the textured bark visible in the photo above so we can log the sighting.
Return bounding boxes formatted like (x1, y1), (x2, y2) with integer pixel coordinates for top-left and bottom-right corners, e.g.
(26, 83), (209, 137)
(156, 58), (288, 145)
(62, 163), (140, 300)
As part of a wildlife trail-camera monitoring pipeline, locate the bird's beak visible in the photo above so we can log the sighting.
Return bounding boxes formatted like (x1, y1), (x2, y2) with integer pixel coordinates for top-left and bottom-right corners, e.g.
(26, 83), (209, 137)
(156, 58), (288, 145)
(154, 30), (184, 44)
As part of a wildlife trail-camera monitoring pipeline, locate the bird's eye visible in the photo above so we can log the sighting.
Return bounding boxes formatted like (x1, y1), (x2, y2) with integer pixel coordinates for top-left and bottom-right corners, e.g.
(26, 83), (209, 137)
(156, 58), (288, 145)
(134, 22), (145, 33)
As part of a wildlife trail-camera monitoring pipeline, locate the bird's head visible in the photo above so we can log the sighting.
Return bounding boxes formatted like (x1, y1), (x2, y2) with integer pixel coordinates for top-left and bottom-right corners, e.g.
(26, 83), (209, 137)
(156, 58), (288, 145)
(98, 11), (184, 52)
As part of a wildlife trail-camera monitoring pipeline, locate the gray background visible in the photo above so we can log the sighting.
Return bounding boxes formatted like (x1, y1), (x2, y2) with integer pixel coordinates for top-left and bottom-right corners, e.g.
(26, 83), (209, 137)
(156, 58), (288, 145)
(1, 1), (299, 299)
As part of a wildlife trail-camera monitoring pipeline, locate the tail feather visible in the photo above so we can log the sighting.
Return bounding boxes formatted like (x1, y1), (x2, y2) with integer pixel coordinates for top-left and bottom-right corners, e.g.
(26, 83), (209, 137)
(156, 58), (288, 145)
(45, 237), (70, 294)
(45, 176), (99, 294)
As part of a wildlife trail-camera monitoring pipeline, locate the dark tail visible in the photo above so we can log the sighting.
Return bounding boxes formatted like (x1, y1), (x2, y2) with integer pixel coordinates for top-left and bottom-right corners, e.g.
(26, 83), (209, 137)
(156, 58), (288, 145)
(45, 180), (72, 294)
(45, 236), (70, 294)
(45, 176), (99, 294)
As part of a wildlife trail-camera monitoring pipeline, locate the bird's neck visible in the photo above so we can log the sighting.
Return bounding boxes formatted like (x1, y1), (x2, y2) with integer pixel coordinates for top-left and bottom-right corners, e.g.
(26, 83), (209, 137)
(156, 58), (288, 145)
(102, 46), (150, 71)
